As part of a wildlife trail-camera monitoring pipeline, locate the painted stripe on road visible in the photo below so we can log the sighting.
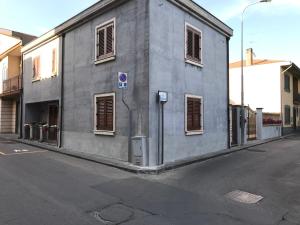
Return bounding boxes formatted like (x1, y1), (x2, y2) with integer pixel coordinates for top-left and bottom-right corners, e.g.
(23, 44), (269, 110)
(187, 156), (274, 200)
(0, 150), (48, 156)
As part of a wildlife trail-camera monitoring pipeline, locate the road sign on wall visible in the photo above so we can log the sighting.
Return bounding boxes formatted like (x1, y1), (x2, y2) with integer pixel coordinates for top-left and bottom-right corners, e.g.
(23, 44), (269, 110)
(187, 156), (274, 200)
(118, 72), (128, 89)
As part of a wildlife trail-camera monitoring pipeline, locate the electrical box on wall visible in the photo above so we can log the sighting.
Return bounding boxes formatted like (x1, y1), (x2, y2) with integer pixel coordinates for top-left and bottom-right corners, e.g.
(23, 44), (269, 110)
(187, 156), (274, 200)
(158, 91), (168, 104)
(131, 136), (148, 167)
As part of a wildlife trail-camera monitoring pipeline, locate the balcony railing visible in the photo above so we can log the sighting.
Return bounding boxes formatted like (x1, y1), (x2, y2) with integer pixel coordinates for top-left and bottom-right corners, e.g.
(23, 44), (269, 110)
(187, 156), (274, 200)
(2, 75), (22, 94)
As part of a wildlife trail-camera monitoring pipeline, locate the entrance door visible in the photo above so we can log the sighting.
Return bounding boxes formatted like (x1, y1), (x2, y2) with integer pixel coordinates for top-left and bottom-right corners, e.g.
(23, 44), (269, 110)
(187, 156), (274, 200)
(15, 101), (19, 134)
(48, 105), (58, 141)
(48, 105), (58, 126)
(247, 107), (257, 140)
(231, 107), (238, 146)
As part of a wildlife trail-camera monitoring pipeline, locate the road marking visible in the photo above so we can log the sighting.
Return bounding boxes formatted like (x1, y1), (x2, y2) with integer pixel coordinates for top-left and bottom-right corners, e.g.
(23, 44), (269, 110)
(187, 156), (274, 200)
(14, 149), (29, 153)
(0, 150), (48, 156)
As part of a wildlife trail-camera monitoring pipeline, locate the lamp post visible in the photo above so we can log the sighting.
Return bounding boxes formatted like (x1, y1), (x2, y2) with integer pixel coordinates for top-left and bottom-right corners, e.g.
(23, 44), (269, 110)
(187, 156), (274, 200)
(240, 0), (271, 145)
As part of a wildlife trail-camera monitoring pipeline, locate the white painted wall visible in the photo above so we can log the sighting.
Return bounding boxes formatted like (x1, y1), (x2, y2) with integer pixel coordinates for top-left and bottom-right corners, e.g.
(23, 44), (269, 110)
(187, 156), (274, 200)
(230, 63), (285, 113)
(0, 34), (20, 55)
(23, 38), (60, 80)
(262, 126), (282, 139)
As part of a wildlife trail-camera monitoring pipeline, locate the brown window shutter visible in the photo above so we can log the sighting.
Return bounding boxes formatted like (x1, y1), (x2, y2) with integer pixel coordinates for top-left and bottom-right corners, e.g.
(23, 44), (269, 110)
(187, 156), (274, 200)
(36, 56), (40, 78)
(106, 25), (114, 54)
(187, 29), (193, 58)
(187, 97), (201, 131)
(193, 99), (201, 130)
(33, 56), (40, 79)
(97, 98), (106, 130)
(33, 60), (36, 78)
(52, 48), (56, 74)
(187, 98), (194, 131)
(194, 33), (200, 61)
(186, 26), (201, 64)
(98, 29), (105, 58)
(96, 96), (114, 131)
(106, 97), (114, 130)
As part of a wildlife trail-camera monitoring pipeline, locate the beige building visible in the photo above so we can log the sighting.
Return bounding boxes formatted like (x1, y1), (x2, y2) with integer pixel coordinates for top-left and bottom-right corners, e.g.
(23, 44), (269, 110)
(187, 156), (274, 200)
(230, 48), (300, 135)
(0, 29), (35, 134)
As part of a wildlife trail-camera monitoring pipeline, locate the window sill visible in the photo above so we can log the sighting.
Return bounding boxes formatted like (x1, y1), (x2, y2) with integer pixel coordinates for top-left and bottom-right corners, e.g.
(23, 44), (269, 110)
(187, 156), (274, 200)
(185, 59), (203, 68)
(185, 130), (204, 136)
(95, 56), (116, 65)
(94, 130), (115, 136)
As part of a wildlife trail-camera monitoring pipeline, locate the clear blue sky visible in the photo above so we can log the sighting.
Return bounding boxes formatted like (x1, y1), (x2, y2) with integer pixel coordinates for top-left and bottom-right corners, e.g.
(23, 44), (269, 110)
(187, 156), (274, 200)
(1, 0), (299, 65)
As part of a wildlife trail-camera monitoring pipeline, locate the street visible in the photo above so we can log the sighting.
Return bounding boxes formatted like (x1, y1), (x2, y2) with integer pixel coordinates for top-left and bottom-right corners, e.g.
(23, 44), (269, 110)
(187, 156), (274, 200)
(0, 135), (299, 225)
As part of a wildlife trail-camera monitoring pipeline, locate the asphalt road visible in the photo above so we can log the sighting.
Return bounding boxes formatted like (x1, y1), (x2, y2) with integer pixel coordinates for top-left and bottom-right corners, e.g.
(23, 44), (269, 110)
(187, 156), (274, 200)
(0, 134), (299, 225)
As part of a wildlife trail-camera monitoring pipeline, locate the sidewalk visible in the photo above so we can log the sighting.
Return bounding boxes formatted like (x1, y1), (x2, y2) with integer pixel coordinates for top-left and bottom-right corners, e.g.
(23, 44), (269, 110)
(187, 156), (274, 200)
(0, 133), (292, 174)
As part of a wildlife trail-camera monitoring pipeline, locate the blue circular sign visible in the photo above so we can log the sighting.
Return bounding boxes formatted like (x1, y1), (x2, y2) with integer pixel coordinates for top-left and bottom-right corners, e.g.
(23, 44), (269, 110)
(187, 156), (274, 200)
(120, 73), (127, 82)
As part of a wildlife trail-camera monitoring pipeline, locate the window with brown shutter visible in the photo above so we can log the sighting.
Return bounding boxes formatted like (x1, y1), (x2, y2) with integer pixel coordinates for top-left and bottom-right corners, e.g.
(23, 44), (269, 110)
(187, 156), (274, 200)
(95, 19), (115, 62)
(185, 95), (203, 134)
(95, 93), (115, 134)
(52, 48), (57, 75)
(33, 56), (41, 81)
(185, 24), (202, 65)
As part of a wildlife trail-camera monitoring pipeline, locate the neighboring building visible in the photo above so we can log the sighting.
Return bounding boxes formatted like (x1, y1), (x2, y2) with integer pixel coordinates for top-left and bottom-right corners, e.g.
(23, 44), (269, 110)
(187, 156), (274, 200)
(22, 36), (61, 144)
(22, 0), (233, 167)
(0, 29), (36, 134)
(230, 48), (300, 135)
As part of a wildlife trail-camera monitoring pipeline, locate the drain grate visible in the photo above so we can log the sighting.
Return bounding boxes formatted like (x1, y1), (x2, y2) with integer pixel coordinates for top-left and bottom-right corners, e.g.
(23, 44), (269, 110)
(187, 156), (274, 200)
(226, 190), (263, 204)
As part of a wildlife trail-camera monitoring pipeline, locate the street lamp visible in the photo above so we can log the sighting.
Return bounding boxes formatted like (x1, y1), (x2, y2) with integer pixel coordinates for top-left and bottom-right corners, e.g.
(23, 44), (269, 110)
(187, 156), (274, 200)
(240, 0), (271, 145)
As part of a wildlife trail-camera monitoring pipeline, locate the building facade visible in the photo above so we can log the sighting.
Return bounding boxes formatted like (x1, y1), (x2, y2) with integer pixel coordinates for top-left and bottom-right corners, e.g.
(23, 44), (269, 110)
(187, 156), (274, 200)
(22, 37), (61, 144)
(22, 0), (232, 167)
(230, 48), (300, 136)
(0, 29), (35, 134)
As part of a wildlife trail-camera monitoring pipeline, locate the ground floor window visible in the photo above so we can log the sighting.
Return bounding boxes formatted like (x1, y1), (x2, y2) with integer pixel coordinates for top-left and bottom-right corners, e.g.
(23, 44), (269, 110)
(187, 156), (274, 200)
(284, 105), (291, 125)
(94, 93), (115, 135)
(185, 94), (203, 135)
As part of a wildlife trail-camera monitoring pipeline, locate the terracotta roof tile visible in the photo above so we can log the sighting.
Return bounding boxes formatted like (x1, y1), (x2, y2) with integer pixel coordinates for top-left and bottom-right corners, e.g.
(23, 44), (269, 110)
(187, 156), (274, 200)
(229, 59), (285, 69)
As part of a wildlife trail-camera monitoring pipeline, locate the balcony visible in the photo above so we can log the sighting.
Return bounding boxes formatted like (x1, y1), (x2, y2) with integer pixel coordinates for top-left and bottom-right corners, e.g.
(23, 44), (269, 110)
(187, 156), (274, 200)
(294, 93), (300, 104)
(0, 75), (22, 98)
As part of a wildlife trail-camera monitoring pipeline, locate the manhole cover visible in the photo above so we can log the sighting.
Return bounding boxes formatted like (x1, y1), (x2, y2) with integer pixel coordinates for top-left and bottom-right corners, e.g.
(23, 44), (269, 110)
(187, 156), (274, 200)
(91, 204), (134, 224)
(226, 190), (263, 204)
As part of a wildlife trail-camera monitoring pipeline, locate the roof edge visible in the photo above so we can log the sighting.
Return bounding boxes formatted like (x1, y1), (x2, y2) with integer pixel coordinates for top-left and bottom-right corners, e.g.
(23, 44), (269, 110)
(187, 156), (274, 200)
(169, 0), (233, 37)
(22, 0), (233, 53)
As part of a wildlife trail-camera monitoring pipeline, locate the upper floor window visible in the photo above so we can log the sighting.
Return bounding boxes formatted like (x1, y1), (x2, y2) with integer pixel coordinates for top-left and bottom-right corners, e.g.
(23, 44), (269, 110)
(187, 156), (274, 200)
(52, 48), (57, 76)
(185, 23), (202, 66)
(32, 56), (41, 81)
(185, 94), (204, 135)
(284, 105), (291, 125)
(284, 74), (290, 92)
(2, 65), (7, 81)
(95, 18), (116, 64)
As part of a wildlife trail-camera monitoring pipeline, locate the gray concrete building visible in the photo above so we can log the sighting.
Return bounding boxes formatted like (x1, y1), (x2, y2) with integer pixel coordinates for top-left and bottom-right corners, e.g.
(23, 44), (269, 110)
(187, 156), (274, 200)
(21, 0), (233, 168)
